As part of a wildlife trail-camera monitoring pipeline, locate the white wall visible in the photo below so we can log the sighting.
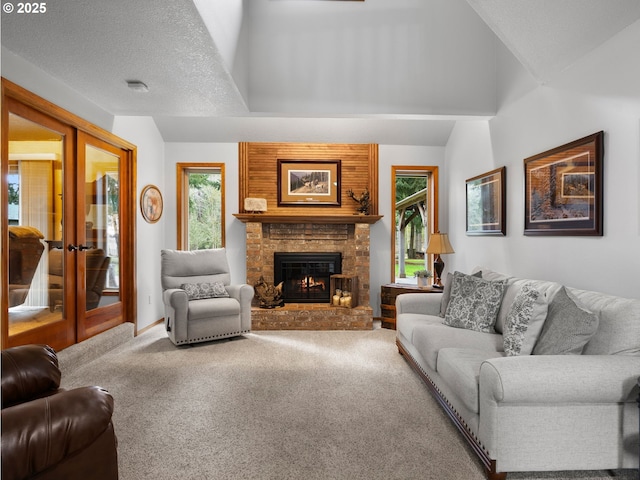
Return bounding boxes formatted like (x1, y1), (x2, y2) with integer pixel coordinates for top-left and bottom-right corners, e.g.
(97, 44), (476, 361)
(112, 117), (166, 331)
(372, 145), (445, 315)
(1, 47), (114, 132)
(444, 30), (640, 300)
(163, 143), (246, 285)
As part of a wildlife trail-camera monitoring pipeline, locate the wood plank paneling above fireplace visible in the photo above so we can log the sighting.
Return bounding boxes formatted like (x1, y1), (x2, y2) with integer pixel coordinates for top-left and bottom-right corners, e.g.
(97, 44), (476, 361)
(237, 142), (379, 219)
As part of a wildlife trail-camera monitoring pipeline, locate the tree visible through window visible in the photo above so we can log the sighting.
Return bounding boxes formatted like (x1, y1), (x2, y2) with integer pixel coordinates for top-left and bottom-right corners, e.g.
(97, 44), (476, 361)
(177, 164), (225, 250)
(392, 166), (438, 284)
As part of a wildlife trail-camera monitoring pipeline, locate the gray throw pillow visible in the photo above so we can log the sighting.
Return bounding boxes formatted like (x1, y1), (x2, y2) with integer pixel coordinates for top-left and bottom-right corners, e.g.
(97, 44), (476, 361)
(181, 282), (229, 300)
(444, 271), (507, 333)
(503, 283), (549, 356)
(439, 270), (482, 318)
(532, 286), (599, 355)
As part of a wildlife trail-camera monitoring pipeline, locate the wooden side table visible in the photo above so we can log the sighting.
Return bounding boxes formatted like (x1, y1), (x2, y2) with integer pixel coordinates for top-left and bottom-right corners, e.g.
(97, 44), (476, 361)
(380, 283), (440, 330)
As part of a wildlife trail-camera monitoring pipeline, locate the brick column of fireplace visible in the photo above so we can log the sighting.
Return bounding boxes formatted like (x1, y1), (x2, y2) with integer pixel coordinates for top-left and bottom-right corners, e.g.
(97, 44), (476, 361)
(245, 221), (373, 330)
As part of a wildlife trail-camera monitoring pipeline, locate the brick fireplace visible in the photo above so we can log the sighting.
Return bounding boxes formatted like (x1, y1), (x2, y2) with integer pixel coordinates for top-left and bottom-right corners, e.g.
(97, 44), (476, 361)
(243, 221), (373, 330)
(235, 141), (382, 330)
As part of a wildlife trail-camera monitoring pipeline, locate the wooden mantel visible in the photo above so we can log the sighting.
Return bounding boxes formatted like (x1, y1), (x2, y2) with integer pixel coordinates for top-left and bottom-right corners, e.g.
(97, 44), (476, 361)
(233, 214), (383, 224)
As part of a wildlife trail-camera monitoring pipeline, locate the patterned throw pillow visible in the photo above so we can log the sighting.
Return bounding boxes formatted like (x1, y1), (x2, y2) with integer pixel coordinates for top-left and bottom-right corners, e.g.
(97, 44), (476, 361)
(181, 282), (229, 300)
(439, 270), (482, 318)
(532, 287), (599, 355)
(444, 271), (507, 333)
(503, 283), (548, 356)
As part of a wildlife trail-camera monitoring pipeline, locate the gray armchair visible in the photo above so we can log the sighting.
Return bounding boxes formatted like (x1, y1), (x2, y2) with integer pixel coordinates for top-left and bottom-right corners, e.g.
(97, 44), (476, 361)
(160, 248), (254, 346)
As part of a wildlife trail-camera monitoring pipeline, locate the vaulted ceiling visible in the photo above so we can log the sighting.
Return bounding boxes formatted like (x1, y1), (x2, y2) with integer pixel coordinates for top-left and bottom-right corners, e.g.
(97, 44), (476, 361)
(3, 0), (640, 145)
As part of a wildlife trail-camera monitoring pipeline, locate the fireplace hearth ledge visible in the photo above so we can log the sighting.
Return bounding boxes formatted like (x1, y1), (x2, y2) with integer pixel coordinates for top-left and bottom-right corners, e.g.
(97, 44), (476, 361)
(251, 304), (373, 331)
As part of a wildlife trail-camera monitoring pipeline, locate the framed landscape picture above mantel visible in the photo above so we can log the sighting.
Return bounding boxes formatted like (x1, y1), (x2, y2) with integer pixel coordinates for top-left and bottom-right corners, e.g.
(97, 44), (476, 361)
(277, 159), (341, 206)
(466, 167), (506, 236)
(524, 131), (603, 236)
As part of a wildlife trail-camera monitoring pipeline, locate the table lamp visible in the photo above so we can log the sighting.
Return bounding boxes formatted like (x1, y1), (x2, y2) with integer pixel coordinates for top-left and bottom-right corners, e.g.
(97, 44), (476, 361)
(426, 232), (455, 288)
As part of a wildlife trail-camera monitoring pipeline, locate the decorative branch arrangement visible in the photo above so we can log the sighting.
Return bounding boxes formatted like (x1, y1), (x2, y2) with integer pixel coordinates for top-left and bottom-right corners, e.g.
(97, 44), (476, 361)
(346, 188), (371, 215)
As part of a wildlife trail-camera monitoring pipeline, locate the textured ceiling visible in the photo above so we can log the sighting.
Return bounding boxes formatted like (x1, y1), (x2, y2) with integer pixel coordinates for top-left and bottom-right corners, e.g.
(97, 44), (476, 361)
(2, 0), (639, 145)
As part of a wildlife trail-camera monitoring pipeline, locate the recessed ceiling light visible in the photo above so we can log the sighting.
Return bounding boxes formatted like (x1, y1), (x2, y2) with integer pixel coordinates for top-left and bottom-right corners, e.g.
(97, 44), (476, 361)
(126, 80), (149, 93)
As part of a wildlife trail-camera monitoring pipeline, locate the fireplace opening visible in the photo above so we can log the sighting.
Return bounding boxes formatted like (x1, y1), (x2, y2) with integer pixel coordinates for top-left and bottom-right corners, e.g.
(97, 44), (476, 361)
(274, 252), (342, 303)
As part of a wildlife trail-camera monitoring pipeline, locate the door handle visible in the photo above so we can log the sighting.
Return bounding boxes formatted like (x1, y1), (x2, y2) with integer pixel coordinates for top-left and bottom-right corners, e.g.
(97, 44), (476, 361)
(78, 244), (91, 251)
(67, 244), (78, 251)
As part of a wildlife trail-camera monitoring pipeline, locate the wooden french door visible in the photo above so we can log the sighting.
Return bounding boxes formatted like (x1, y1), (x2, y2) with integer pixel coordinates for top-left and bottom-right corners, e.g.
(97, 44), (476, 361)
(75, 132), (127, 342)
(1, 79), (136, 351)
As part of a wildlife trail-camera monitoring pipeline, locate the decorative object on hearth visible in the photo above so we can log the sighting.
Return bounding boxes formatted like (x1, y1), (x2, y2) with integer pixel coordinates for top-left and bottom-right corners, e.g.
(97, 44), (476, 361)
(332, 289), (342, 306)
(254, 276), (284, 309)
(244, 197), (267, 213)
(346, 188), (371, 215)
(330, 275), (358, 308)
(339, 291), (353, 308)
(466, 166), (506, 236)
(414, 269), (433, 288)
(524, 131), (603, 236)
(426, 232), (455, 289)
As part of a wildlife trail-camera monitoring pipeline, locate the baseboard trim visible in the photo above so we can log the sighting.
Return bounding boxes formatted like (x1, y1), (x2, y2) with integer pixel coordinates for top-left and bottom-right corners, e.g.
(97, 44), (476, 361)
(137, 318), (164, 336)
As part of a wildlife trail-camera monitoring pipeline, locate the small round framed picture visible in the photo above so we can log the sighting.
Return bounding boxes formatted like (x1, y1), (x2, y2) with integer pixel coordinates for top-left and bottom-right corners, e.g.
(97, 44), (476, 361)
(140, 184), (163, 224)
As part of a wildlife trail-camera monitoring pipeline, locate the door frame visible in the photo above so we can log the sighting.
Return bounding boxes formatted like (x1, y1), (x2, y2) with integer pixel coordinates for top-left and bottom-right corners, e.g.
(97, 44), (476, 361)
(1, 78), (137, 349)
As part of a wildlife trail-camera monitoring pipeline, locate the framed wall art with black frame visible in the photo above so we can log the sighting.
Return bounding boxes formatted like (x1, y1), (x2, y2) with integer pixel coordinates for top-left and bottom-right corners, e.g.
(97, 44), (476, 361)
(524, 131), (603, 236)
(466, 166), (506, 236)
(277, 159), (341, 206)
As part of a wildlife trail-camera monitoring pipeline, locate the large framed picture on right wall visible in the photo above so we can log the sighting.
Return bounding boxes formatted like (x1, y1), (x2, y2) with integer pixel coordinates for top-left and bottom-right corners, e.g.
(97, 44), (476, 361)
(524, 131), (604, 236)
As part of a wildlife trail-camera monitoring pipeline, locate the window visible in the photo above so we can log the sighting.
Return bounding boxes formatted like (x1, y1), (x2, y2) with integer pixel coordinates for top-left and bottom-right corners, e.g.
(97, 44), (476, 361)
(177, 163), (225, 250)
(392, 166), (438, 284)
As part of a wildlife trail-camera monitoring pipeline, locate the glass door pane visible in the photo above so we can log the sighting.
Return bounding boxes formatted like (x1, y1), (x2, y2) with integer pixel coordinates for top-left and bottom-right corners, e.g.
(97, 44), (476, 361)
(76, 131), (126, 343)
(83, 144), (121, 311)
(6, 113), (67, 337)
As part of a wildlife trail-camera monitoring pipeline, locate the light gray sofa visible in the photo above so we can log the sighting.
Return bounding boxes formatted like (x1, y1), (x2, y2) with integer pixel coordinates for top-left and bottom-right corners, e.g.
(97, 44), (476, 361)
(396, 267), (640, 480)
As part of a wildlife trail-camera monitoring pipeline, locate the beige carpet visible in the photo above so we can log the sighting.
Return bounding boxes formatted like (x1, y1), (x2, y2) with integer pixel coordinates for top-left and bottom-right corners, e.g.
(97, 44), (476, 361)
(60, 325), (638, 480)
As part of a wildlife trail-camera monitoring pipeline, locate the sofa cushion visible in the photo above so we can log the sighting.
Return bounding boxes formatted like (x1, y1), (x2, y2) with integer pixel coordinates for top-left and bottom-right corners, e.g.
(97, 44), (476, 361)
(412, 323), (503, 371)
(396, 313), (444, 346)
(532, 286), (599, 355)
(569, 288), (640, 356)
(439, 270), (482, 318)
(188, 297), (239, 320)
(181, 281), (229, 300)
(503, 283), (549, 356)
(444, 271), (507, 333)
(437, 348), (504, 413)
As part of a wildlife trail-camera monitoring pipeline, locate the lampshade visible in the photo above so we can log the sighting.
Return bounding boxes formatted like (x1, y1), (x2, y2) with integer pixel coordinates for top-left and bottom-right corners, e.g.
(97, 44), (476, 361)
(426, 233), (455, 255)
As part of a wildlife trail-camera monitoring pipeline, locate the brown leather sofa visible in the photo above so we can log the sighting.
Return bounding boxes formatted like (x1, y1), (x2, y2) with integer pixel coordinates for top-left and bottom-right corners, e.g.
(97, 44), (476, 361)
(1, 344), (118, 480)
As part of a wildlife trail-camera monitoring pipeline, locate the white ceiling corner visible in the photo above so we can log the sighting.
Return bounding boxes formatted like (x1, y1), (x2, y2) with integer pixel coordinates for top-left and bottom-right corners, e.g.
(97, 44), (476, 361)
(465, 0), (640, 83)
